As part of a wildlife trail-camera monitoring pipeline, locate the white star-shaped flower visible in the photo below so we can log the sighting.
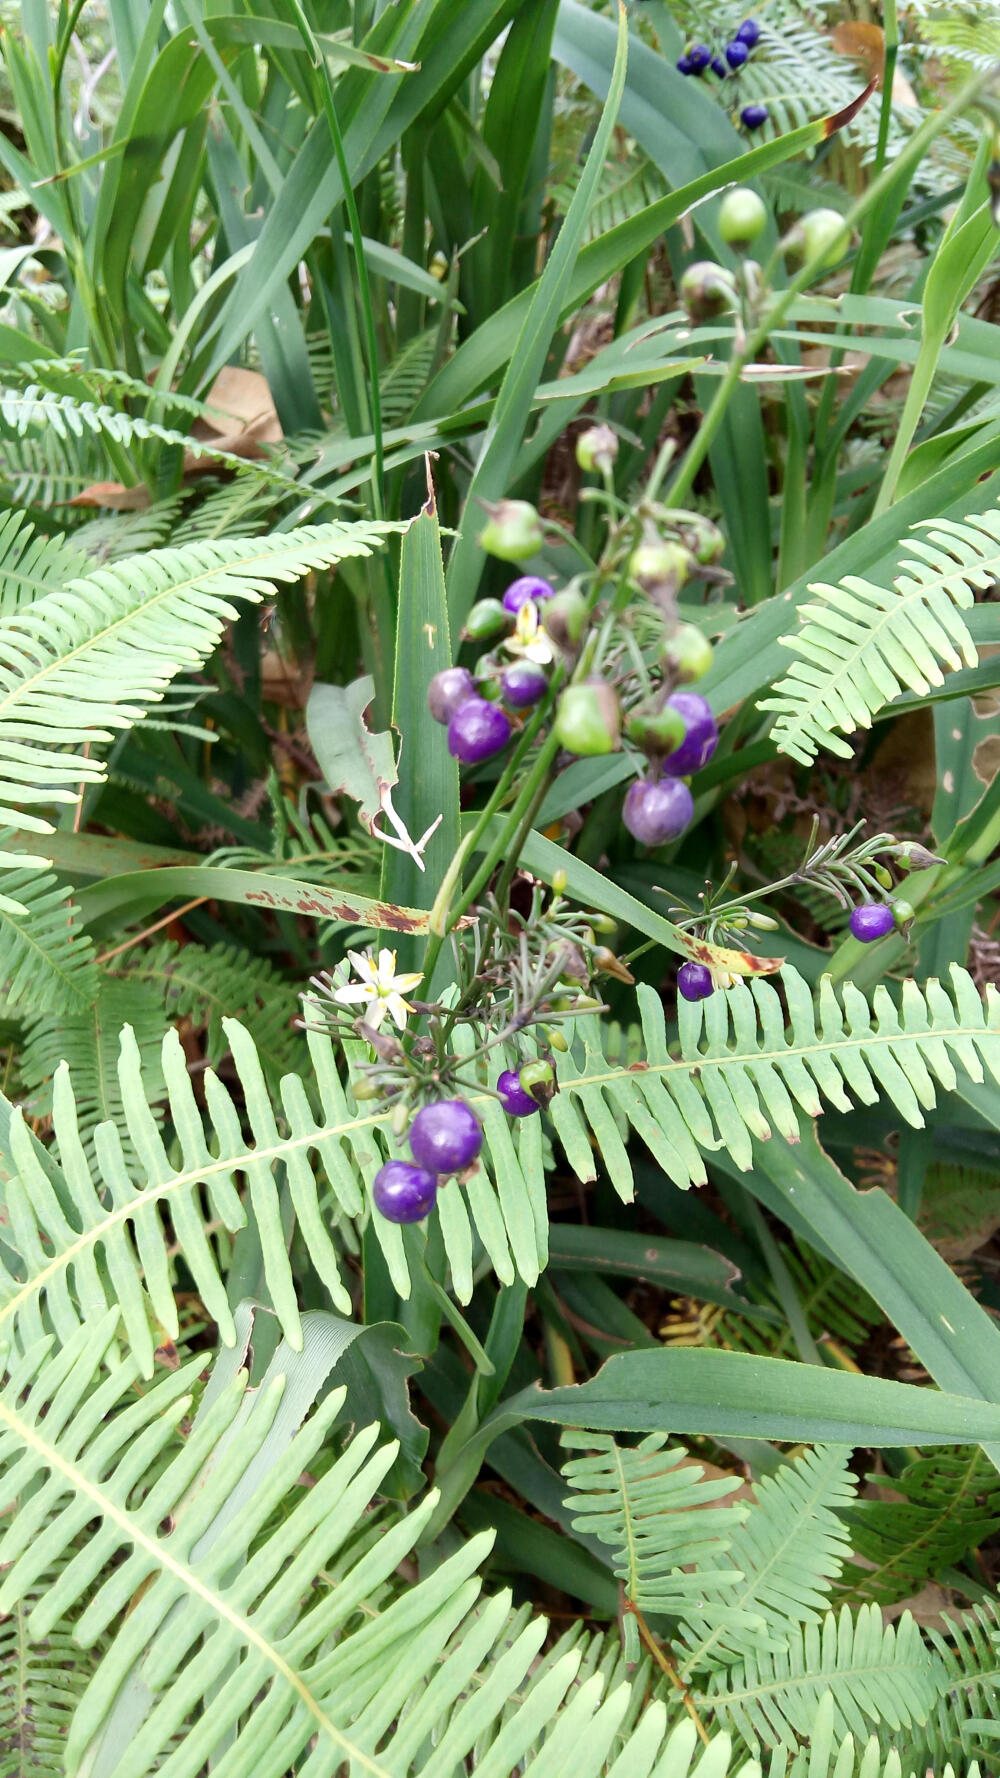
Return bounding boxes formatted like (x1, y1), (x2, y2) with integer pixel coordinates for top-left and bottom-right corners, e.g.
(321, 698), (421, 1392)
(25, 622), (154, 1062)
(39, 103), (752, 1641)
(505, 597), (554, 664)
(332, 947), (423, 1031)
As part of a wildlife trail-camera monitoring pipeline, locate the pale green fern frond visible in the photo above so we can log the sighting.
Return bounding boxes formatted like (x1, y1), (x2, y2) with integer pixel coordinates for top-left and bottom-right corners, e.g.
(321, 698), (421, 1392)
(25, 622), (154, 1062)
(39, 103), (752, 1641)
(759, 510), (993, 765)
(0, 520), (402, 835)
(111, 937), (302, 1079)
(702, 1604), (943, 1752)
(548, 967), (1000, 1194)
(70, 496), (186, 564)
(0, 510), (90, 617)
(0, 852), (97, 1014)
(562, 1431), (749, 1658)
(19, 979), (166, 1162)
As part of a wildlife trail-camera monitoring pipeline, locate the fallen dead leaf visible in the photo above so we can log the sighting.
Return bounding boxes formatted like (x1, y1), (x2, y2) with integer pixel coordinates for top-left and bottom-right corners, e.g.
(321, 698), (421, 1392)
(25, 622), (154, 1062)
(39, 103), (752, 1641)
(68, 479), (151, 510)
(831, 21), (918, 106)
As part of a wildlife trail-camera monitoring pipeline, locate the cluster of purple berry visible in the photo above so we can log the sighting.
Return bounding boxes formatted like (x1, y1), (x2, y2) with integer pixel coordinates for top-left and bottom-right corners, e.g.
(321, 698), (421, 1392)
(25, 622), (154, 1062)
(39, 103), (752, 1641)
(676, 18), (767, 130)
(427, 574), (562, 766)
(372, 1068), (548, 1223)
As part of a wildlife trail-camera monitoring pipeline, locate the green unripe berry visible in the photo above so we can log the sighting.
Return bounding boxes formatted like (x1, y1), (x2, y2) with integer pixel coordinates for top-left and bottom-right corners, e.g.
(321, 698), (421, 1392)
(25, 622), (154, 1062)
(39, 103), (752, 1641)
(542, 587), (588, 648)
(546, 1027), (569, 1052)
(687, 517), (726, 565)
(555, 681), (621, 756)
(464, 597), (509, 642)
(629, 540), (692, 590)
(662, 622), (713, 683)
(790, 208), (848, 270)
(892, 899), (916, 928)
(679, 261), (738, 321)
(625, 703), (687, 755)
(478, 498), (543, 562)
(473, 657), (503, 700)
(575, 423), (618, 473)
(719, 187), (768, 248)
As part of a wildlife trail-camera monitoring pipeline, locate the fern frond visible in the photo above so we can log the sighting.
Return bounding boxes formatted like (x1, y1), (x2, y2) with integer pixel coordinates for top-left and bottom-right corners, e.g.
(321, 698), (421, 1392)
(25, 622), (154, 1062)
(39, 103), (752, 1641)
(70, 496), (186, 564)
(922, 1600), (1000, 1763)
(759, 510), (993, 765)
(0, 1586), (100, 1777)
(548, 966), (1000, 1194)
(111, 938), (302, 1079)
(661, 1237), (881, 1359)
(0, 852), (97, 1014)
(0, 1311), (759, 1778)
(562, 1431), (749, 1658)
(701, 1603), (943, 1751)
(0, 520), (402, 835)
(839, 1449), (1000, 1609)
(19, 979), (166, 1161)
(0, 510), (90, 617)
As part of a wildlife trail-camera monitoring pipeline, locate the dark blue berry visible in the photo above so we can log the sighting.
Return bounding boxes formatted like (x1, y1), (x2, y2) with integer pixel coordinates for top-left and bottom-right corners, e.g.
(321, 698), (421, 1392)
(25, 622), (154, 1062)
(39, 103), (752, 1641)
(677, 53), (694, 74)
(623, 777), (694, 846)
(497, 1069), (541, 1117)
(741, 103), (768, 129)
(447, 696), (512, 764)
(373, 1161), (438, 1223)
(849, 903), (895, 943)
(678, 962), (715, 1002)
(736, 18), (761, 46)
(660, 692), (719, 777)
(688, 43), (712, 72)
(428, 667), (476, 725)
(409, 1099), (483, 1174)
(501, 661), (548, 708)
(711, 55), (727, 76)
(725, 39), (749, 68)
(502, 575), (555, 615)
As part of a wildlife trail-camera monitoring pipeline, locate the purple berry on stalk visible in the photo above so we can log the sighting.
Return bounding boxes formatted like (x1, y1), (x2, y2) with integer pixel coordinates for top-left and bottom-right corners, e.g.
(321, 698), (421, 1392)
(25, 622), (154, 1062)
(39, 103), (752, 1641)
(711, 55), (727, 76)
(447, 696), (512, 764)
(688, 42), (711, 72)
(497, 1069), (541, 1117)
(725, 39), (749, 67)
(503, 575), (555, 615)
(741, 103), (768, 129)
(849, 903), (895, 943)
(736, 17), (761, 45)
(501, 661), (548, 708)
(622, 776), (694, 846)
(373, 1161), (438, 1224)
(677, 52), (693, 74)
(409, 1098), (484, 1175)
(661, 692), (719, 777)
(428, 667), (476, 725)
(678, 962), (715, 1002)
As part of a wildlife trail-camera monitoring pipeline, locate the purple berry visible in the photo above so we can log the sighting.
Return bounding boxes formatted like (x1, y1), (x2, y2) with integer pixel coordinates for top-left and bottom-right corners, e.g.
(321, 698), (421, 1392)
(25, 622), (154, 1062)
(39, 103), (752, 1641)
(409, 1098), (484, 1174)
(688, 43), (711, 72)
(677, 53), (694, 74)
(741, 103), (768, 129)
(849, 903), (895, 943)
(736, 18), (761, 46)
(428, 667), (476, 725)
(711, 55), (727, 76)
(447, 696), (512, 764)
(502, 575), (555, 615)
(497, 1069), (541, 1117)
(725, 39), (749, 67)
(661, 692), (719, 777)
(501, 661), (548, 708)
(373, 1161), (438, 1223)
(678, 962), (715, 1002)
(622, 777), (694, 846)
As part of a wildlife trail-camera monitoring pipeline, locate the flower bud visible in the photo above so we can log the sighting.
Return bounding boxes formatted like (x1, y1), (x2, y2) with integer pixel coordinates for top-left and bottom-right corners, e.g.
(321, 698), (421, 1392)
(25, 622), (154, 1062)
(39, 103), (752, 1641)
(787, 208), (848, 270)
(895, 843), (945, 873)
(629, 540), (693, 591)
(351, 1076), (380, 1100)
(593, 945), (635, 984)
(575, 423), (618, 473)
(391, 1100), (410, 1137)
(873, 863), (894, 890)
(546, 1027), (569, 1052)
(661, 622), (713, 683)
(746, 911), (779, 931)
(679, 261), (738, 321)
(591, 913), (617, 935)
(464, 597), (509, 642)
(551, 868), (568, 894)
(719, 186), (768, 248)
(478, 499), (544, 562)
(554, 680), (621, 756)
(542, 587), (588, 649)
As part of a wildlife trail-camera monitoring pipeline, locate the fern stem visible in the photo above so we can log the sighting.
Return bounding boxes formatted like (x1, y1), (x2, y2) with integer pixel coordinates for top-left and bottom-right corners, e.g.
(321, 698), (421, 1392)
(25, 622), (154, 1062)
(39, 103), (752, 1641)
(95, 898), (207, 967)
(627, 1604), (711, 1748)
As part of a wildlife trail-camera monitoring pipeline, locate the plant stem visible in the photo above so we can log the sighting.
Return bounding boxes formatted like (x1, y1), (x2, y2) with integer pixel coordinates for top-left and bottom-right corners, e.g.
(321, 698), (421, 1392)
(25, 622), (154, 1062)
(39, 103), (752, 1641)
(627, 1603), (711, 1747)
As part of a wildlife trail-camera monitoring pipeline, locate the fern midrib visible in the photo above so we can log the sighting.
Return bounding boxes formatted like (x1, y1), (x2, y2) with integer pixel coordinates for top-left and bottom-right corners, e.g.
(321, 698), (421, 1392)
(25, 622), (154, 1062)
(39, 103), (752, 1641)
(769, 542), (983, 740)
(613, 1441), (642, 1604)
(679, 1447), (848, 1678)
(699, 1643), (930, 1714)
(0, 893), (92, 1004)
(2, 1012), (995, 1334)
(0, 1393), (392, 1778)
